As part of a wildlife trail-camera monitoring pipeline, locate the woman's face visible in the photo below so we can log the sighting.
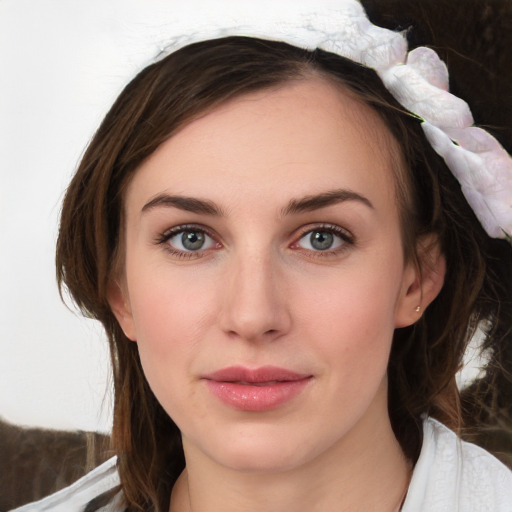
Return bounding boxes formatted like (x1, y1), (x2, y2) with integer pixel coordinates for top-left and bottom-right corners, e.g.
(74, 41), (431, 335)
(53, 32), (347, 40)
(110, 78), (423, 473)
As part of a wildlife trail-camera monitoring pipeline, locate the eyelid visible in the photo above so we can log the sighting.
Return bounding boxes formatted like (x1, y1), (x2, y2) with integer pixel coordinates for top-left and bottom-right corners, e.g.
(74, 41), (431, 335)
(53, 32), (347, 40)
(154, 222), (354, 259)
(290, 223), (354, 253)
(155, 224), (221, 258)
(156, 223), (215, 242)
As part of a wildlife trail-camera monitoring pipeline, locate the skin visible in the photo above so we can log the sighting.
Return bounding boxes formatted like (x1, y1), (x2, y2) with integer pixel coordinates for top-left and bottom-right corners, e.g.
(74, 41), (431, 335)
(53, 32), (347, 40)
(108, 77), (445, 512)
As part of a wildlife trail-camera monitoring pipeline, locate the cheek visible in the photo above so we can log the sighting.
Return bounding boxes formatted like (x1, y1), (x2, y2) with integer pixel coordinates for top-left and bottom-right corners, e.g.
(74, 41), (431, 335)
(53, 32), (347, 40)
(126, 270), (219, 426)
(296, 258), (402, 374)
(125, 264), (219, 383)
(128, 259), (213, 331)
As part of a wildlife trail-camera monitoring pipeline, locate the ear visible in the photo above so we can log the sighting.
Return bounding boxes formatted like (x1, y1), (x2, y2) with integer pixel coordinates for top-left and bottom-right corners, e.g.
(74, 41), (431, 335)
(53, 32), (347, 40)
(106, 279), (137, 341)
(394, 236), (446, 328)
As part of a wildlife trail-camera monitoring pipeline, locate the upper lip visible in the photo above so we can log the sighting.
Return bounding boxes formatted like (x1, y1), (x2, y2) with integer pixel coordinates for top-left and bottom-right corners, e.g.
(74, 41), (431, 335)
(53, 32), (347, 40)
(203, 365), (311, 383)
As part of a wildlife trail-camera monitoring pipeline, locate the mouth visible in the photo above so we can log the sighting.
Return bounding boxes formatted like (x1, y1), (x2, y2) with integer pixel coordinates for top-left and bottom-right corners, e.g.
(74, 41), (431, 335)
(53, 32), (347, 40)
(203, 365), (310, 383)
(228, 380), (282, 386)
(202, 366), (313, 411)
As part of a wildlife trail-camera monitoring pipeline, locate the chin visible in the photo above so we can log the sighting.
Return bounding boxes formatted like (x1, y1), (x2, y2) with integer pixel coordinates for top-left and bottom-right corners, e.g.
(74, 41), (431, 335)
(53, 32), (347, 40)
(214, 443), (307, 474)
(190, 422), (327, 474)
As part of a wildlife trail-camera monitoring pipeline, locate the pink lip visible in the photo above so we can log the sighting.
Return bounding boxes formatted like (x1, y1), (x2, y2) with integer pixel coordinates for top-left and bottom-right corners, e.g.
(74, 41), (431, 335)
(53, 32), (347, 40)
(202, 366), (312, 412)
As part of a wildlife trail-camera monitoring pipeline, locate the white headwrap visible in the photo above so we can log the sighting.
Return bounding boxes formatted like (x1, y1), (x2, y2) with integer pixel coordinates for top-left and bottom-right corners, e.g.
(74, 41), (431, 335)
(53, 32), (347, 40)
(147, 0), (512, 240)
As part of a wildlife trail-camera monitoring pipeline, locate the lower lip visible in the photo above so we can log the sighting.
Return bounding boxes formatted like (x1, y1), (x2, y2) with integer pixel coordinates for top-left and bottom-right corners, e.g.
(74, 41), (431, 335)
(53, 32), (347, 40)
(204, 378), (311, 411)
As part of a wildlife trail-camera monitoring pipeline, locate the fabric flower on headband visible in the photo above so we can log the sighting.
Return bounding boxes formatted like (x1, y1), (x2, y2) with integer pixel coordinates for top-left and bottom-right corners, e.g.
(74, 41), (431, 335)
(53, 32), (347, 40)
(152, 0), (512, 241)
(382, 47), (512, 240)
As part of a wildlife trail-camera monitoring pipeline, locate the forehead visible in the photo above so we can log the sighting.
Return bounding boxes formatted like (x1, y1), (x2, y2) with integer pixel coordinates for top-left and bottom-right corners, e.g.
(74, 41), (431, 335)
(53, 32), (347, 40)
(126, 77), (400, 213)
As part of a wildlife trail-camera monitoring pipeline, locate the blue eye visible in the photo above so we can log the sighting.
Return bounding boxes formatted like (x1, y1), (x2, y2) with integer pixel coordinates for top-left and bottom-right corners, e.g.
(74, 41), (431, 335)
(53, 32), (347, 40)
(165, 228), (217, 252)
(297, 227), (349, 252)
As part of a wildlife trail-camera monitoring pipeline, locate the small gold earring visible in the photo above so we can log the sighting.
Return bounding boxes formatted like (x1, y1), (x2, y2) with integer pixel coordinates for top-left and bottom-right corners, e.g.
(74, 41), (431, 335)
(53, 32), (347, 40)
(415, 305), (421, 313)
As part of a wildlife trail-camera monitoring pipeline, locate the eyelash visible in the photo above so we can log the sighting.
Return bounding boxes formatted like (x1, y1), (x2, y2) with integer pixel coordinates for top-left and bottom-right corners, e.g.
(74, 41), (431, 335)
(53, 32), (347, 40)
(155, 223), (354, 259)
(292, 224), (354, 258)
(155, 224), (219, 259)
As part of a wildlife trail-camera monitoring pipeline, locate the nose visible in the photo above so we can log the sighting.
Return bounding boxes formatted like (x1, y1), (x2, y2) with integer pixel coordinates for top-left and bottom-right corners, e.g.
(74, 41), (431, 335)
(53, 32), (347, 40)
(218, 250), (292, 343)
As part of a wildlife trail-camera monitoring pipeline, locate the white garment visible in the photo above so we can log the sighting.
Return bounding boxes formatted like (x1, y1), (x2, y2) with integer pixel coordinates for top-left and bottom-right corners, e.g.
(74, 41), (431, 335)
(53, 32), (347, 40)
(401, 418), (512, 512)
(11, 418), (512, 511)
(10, 457), (121, 512)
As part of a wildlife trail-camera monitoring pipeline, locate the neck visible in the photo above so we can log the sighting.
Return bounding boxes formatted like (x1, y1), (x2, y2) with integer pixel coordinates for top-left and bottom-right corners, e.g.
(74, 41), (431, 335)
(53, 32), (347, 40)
(170, 402), (411, 512)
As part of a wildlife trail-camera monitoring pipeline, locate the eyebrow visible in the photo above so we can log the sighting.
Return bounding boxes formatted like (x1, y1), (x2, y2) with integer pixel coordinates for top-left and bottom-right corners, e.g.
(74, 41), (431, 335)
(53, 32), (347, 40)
(141, 188), (374, 217)
(141, 194), (224, 216)
(281, 189), (374, 216)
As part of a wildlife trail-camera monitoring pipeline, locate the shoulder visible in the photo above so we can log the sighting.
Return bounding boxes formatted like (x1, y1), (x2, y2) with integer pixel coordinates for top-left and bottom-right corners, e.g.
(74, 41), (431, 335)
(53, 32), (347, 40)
(9, 457), (123, 512)
(402, 417), (512, 512)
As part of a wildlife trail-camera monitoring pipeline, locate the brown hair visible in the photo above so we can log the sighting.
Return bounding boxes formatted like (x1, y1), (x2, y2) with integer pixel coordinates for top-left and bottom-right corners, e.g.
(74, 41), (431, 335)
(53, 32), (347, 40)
(56, 37), (512, 511)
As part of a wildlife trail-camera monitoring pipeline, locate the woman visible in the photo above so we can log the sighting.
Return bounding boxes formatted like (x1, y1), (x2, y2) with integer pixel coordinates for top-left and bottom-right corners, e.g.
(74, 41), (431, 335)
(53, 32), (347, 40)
(14, 1), (512, 511)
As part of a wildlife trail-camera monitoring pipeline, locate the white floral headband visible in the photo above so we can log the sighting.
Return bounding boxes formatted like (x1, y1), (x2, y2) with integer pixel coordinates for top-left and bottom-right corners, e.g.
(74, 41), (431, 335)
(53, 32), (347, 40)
(151, 0), (512, 241)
